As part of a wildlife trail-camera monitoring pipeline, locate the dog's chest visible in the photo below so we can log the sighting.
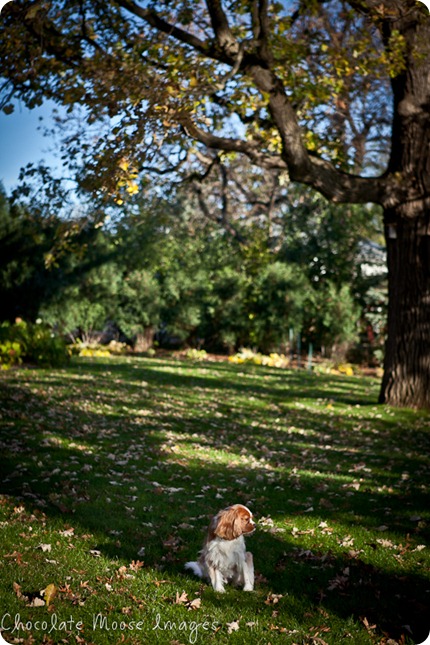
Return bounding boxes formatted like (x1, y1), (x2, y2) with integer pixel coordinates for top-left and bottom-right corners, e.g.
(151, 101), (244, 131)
(207, 536), (245, 571)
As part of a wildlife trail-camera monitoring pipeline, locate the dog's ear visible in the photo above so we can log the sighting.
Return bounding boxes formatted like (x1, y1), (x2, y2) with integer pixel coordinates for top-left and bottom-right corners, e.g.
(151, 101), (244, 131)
(214, 507), (243, 540)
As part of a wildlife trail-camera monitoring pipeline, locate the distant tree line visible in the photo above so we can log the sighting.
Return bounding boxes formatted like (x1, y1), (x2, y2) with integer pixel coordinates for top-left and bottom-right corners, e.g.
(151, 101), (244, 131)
(0, 182), (386, 362)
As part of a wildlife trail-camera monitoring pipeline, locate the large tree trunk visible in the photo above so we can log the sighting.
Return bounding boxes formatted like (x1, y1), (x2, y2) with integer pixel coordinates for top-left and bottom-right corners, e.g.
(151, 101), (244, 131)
(379, 207), (430, 408)
(377, 5), (430, 409)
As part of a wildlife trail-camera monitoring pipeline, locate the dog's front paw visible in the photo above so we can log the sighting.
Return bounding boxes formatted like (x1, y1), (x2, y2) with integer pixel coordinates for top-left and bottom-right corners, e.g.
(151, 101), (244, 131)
(243, 584), (254, 591)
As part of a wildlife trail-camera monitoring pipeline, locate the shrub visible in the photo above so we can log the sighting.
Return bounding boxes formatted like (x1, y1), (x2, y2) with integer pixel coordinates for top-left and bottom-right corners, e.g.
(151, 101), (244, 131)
(69, 340), (111, 357)
(0, 339), (22, 369)
(228, 348), (290, 368)
(184, 348), (208, 361)
(68, 339), (129, 357)
(249, 262), (308, 353)
(0, 320), (69, 368)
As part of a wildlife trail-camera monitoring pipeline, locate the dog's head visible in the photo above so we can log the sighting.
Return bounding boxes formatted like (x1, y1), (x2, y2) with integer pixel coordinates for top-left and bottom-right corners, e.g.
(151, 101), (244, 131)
(213, 504), (255, 540)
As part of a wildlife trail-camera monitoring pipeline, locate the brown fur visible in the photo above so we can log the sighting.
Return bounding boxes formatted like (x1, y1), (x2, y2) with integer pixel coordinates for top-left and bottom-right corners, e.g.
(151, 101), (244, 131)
(214, 504), (255, 540)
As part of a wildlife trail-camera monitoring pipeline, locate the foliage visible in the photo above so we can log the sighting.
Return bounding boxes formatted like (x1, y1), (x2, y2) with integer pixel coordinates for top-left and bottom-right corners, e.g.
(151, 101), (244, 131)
(0, 184), (101, 324)
(115, 269), (163, 339)
(38, 192), (380, 356)
(0, 355), (428, 644)
(184, 348), (208, 361)
(228, 348), (290, 368)
(0, 320), (69, 368)
(0, 339), (22, 370)
(247, 261), (308, 353)
(306, 282), (361, 351)
(41, 260), (121, 342)
(68, 340), (128, 357)
(0, 0), (399, 197)
(1, 179), (382, 361)
(313, 360), (358, 376)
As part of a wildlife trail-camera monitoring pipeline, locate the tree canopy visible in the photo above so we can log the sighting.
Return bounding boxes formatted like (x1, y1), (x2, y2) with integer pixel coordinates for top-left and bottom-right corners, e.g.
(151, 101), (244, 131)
(0, 0), (405, 199)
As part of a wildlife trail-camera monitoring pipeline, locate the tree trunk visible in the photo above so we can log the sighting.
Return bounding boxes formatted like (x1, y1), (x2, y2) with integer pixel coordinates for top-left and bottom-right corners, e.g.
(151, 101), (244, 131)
(378, 5), (430, 409)
(134, 327), (155, 352)
(379, 208), (430, 408)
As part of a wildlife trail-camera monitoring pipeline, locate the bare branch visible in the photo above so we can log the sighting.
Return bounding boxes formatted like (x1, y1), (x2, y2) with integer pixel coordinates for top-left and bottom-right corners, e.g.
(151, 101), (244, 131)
(192, 181), (246, 244)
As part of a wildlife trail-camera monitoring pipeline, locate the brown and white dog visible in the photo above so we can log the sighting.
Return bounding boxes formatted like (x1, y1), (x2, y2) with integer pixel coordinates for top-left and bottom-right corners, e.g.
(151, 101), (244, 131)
(185, 504), (255, 592)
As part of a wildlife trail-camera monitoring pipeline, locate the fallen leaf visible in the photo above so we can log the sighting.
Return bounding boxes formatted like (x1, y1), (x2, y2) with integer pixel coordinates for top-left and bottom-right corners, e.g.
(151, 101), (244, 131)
(265, 592), (283, 605)
(361, 616), (377, 632)
(227, 620), (240, 634)
(28, 596), (45, 607)
(59, 527), (75, 537)
(38, 543), (52, 553)
(187, 597), (201, 610)
(13, 582), (24, 600)
(42, 583), (57, 607)
(175, 591), (189, 605)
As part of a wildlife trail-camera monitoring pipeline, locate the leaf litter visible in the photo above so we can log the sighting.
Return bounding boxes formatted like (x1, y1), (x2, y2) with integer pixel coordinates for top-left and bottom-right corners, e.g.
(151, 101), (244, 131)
(1, 356), (429, 644)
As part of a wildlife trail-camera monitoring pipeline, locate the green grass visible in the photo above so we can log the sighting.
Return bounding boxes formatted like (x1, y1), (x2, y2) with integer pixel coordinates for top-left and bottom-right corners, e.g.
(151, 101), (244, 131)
(0, 355), (429, 645)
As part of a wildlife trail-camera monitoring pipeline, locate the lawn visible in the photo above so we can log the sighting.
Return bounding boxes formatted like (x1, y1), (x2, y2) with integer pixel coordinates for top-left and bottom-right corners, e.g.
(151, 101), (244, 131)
(0, 355), (429, 645)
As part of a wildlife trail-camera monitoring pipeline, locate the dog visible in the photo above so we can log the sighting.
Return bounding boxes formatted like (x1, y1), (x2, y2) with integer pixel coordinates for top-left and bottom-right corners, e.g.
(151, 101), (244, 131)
(185, 504), (255, 592)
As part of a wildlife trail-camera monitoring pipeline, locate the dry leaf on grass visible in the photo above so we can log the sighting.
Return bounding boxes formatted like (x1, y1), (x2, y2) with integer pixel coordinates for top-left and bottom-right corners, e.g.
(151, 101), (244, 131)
(226, 620), (240, 634)
(265, 592), (283, 605)
(174, 590), (202, 610)
(59, 527), (75, 537)
(43, 583), (57, 607)
(29, 596), (46, 607)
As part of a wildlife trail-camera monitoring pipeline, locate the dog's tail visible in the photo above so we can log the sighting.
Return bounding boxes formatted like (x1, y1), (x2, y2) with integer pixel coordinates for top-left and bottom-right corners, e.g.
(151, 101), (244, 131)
(184, 561), (203, 578)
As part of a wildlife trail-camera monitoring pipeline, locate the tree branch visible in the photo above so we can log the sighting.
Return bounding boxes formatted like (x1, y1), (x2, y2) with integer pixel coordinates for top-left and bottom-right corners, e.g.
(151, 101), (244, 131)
(178, 113), (287, 172)
(241, 59), (387, 204)
(191, 181), (246, 244)
(205, 0), (239, 54)
(251, 0), (272, 63)
(114, 0), (384, 205)
(115, 0), (213, 58)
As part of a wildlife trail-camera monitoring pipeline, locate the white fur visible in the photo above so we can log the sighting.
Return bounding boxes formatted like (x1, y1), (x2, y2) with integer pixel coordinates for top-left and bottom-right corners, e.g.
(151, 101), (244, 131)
(184, 561), (203, 578)
(185, 504), (255, 593)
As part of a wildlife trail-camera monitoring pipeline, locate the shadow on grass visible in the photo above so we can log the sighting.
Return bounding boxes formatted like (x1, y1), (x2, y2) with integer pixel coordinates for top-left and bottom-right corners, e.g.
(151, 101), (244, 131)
(0, 358), (429, 643)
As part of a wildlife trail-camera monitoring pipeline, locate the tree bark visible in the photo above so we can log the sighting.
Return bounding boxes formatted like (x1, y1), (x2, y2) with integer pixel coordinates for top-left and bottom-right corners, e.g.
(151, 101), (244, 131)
(379, 208), (430, 408)
(134, 328), (155, 352)
(377, 3), (430, 409)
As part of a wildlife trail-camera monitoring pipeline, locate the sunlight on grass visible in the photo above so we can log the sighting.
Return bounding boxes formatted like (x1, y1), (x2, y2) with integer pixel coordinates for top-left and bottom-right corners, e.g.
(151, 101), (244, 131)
(0, 355), (429, 645)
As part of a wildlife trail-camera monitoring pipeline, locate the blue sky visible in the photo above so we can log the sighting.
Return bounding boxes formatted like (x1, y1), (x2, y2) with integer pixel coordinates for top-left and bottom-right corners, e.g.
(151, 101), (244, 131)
(0, 101), (59, 193)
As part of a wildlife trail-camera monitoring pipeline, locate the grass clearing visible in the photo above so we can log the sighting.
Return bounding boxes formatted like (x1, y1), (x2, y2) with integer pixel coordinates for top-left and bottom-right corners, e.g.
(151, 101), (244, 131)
(0, 355), (429, 644)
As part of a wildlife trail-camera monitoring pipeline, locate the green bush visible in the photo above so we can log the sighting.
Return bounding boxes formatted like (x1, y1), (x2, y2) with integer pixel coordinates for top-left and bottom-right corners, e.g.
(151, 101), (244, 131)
(0, 320), (70, 368)
(0, 339), (23, 369)
(184, 348), (208, 361)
